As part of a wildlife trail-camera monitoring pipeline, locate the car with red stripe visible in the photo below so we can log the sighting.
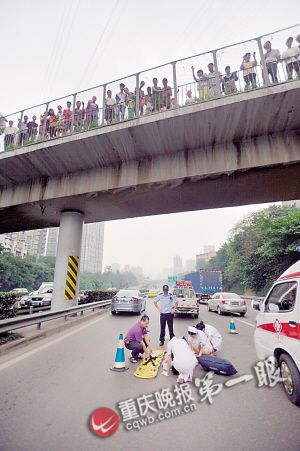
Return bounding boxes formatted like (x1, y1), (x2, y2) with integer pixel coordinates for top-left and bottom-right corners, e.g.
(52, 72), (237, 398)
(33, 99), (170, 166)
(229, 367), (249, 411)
(253, 260), (300, 406)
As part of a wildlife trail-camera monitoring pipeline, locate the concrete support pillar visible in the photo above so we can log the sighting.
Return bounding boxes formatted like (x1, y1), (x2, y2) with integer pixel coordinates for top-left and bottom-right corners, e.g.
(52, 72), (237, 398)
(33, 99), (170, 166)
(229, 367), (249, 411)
(51, 211), (84, 311)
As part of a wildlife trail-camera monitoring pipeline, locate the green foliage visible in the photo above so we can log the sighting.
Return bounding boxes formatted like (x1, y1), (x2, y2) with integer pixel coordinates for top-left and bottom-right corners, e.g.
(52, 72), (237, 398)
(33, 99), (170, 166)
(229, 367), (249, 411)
(82, 290), (117, 302)
(79, 270), (138, 290)
(209, 205), (300, 295)
(0, 292), (18, 319)
(0, 255), (55, 292)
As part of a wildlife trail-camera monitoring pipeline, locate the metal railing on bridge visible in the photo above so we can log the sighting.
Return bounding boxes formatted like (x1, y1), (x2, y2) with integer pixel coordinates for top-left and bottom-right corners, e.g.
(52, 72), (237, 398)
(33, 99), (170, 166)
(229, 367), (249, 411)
(0, 23), (299, 152)
(0, 299), (111, 334)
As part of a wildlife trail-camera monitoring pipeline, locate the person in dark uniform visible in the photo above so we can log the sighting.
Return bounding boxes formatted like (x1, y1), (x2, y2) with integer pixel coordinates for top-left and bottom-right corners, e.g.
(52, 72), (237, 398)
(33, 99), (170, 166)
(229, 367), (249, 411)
(154, 284), (178, 346)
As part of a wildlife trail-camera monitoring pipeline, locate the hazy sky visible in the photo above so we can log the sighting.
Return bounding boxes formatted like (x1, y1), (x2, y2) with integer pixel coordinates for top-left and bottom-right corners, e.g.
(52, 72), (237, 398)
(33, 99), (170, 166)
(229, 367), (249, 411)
(1, 2), (299, 278)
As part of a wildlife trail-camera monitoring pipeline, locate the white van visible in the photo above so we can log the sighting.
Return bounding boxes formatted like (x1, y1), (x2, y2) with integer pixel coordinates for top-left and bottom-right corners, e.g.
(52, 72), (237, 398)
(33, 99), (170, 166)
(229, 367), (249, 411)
(253, 260), (300, 406)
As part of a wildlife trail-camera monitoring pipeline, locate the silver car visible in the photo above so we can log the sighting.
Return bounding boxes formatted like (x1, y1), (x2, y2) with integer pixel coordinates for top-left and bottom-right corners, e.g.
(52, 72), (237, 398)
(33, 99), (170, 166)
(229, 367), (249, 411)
(111, 289), (146, 315)
(207, 292), (247, 316)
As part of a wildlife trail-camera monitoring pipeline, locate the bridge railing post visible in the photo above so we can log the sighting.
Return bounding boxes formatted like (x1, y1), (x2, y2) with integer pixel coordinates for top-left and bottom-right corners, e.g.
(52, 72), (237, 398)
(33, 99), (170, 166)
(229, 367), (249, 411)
(212, 50), (222, 98)
(17, 110), (24, 148)
(102, 84), (107, 125)
(71, 93), (76, 134)
(135, 73), (140, 118)
(256, 37), (270, 87)
(41, 102), (49, 140)
(172, 62), (178, 106)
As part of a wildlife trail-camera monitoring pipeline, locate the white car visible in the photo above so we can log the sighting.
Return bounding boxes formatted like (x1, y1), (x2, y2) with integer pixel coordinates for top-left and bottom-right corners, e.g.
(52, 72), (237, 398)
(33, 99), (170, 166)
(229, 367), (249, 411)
(23, 287), (53, 307)
(253, 260), (300, 406)
(208, 292), (247, 316)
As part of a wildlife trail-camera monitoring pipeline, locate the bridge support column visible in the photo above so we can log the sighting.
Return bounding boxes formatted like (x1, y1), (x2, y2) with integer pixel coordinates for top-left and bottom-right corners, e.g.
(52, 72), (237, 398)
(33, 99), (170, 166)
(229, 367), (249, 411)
(51, 211), (84, 311)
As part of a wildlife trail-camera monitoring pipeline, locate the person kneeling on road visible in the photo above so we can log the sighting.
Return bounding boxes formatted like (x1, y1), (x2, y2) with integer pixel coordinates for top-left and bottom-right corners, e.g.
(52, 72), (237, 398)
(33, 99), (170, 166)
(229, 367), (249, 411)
(162, 336), (197, 383)
(124, 314), (152, 363)
(195, 321), (222, 355)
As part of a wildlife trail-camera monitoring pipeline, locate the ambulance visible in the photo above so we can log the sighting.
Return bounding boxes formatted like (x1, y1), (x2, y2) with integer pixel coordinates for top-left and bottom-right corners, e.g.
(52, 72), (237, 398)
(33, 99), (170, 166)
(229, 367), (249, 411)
(253, 260), (300, 406)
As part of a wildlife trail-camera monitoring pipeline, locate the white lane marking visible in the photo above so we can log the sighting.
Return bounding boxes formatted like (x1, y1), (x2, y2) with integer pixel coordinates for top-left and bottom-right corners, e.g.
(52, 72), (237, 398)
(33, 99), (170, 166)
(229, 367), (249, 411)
(236, 319), (255, 328)
(0, 312), (110, 372)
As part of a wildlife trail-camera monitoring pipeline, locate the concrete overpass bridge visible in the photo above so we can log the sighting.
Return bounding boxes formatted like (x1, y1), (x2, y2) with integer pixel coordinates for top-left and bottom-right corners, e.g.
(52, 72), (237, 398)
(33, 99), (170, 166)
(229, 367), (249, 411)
(1, 81), (300, 232)
(1, 25), (300, 309)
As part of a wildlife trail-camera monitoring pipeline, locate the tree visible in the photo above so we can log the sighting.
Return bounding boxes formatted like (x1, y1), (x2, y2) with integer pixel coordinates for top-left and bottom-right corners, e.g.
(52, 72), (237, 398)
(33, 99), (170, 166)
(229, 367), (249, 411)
(218, 205), (300, 294)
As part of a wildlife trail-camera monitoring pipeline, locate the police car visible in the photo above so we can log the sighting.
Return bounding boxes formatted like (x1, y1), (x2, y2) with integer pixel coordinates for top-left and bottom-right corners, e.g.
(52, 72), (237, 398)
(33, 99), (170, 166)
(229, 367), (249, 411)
(253, 260), (300, 406)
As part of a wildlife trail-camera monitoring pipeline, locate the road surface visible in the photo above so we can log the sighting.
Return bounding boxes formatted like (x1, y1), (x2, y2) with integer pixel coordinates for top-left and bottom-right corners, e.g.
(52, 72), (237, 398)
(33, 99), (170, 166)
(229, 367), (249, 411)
(1, 300), (300, 451)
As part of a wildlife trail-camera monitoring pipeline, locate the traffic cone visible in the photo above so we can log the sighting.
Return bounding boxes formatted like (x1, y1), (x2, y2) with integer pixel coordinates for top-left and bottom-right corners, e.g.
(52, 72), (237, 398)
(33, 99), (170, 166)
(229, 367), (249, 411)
(229, 318), (238, 334)
(110, 333), (129, 372)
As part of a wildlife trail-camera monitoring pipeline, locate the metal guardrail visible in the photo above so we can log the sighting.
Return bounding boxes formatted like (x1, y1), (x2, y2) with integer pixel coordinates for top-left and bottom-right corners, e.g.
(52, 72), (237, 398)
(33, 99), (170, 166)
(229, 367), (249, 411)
(0, 23), (299, 152)
(0, 299), (111, 334)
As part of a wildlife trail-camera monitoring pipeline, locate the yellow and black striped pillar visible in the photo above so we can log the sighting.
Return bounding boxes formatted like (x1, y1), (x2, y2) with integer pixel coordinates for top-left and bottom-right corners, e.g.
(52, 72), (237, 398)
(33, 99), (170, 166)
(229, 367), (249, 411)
(64, 256), (79, 300)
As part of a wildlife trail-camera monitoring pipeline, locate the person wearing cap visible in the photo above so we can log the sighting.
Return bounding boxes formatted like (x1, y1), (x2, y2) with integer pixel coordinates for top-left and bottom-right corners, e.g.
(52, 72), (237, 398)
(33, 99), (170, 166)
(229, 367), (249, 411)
(124, 314), (152, 363)
(196, 321), (222, 355)
(187, 326), (207, 354)
(154, 284), (178, 346)
(162, 336), (197, 383)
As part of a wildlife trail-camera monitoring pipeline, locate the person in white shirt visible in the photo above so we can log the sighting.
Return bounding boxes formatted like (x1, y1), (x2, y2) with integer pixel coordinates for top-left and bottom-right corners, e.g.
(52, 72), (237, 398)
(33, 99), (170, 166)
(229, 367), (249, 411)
(4, 120), (18, 149)
(262, 41), (280, 83)
(115, 83), (127, 121)
(281, 37), (300, 80)
(105, 90), (116, 124)
(185, 90), (196, 105)
(207, 63), (221, 99)
(196, 321), (222, 354)
(162, 336), (197, 383)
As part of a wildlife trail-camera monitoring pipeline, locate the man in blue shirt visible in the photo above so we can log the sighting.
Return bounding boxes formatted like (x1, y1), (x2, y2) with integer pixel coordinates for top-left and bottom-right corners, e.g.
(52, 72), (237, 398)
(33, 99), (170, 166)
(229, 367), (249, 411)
(154, 284), (178, 346)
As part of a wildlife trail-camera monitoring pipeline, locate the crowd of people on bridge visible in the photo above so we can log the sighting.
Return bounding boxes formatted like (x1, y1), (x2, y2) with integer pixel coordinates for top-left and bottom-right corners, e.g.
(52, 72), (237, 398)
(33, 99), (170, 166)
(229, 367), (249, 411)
(1, 34), (299, 151)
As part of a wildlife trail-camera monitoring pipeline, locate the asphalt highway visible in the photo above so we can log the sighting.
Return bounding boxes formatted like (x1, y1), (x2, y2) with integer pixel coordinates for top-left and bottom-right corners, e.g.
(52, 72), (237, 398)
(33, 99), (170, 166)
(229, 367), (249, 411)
(1, 299), (300, 451)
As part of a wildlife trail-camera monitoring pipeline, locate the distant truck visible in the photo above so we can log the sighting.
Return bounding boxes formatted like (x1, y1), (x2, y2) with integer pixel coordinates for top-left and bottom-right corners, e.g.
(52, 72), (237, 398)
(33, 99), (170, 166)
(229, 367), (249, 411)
(173, 280), (199, 318)
(184, 270), (223, 304)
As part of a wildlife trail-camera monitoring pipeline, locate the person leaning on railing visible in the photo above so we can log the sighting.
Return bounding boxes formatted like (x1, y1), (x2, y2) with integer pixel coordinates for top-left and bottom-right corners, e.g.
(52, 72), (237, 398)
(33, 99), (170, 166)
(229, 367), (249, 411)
(240, 52), (257, 90)
(221, 66), (238, 95)
(18, 115), (29, 146)
(27, 115), (38, 142)
(207, 62), (222, 98)
(191, 66), (209, 101)
(262, 41), (280, 84)
(281, 36), (300, 80)
(4, 120), (18, 150)
(105, 90), (116, 124)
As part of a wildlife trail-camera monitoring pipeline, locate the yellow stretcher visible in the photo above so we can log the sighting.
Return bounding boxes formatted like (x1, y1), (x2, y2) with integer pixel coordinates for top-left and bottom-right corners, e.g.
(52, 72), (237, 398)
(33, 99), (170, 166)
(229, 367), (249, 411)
(134, 350), (165, 379)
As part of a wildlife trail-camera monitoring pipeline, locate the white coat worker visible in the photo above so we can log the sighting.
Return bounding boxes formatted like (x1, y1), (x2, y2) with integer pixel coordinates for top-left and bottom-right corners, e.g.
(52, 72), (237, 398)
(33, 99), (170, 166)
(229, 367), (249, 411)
(187, 326), (208, 355)
(195, 321), (222, 355)
(162, 336), (197, 383)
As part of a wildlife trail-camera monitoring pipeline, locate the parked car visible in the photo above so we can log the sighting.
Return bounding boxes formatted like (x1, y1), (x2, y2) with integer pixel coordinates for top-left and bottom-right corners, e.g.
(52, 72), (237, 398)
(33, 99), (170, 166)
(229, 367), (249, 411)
(19, 292), (35, 308)
(24, 287), (53, 307)
(207, 292), (247, 316)
(111, 289), (146, 315)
